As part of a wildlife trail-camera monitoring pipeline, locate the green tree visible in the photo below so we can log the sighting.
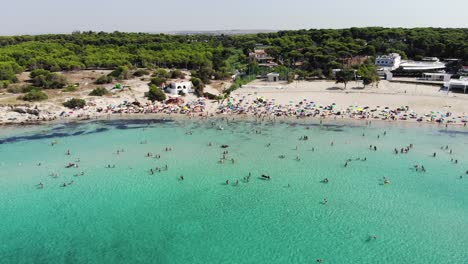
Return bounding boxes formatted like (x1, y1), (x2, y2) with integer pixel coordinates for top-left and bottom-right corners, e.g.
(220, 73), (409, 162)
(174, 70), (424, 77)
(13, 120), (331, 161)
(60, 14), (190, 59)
(190, 77), (204, 97)
(108, 66), (130, 80)
(287, 72), (295, 83)
(149, 77), (166, 87)
(192, 67), (214, 84)
(0, 62), (22, 82)
(146, 84), (166, 102)
(357, 64), (380, 88)
(335, 69), (355, 89)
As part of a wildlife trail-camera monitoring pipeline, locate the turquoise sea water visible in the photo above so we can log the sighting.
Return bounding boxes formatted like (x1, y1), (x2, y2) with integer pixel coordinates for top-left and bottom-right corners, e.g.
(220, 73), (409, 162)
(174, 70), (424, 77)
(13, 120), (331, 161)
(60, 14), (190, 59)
(0, 118), (467, 264)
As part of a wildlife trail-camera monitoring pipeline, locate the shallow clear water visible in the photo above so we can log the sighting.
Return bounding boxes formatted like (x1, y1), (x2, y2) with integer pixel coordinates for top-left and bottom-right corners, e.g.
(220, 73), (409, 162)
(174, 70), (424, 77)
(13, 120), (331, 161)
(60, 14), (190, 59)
(0, 119), (467, 264)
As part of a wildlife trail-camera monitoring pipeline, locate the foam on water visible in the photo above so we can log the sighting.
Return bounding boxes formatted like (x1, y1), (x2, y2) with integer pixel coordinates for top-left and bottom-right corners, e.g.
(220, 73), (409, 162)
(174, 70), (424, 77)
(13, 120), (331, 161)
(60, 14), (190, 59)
(0, 119), (467, 263)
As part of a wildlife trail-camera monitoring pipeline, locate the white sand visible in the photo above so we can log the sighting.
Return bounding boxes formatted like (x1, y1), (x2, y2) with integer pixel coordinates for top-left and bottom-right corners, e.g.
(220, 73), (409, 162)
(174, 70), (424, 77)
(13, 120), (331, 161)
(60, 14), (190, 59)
(1, 74), (468, 125)
(231, 80), (468, 118)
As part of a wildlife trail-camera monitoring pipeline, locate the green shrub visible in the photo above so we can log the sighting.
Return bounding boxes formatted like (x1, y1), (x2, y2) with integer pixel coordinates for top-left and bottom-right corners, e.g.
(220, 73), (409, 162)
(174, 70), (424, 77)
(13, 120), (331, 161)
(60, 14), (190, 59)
(191, 77), (204, 97)
(1, 80), (11, 89)
(95, 75), (113, 84)
(133, 69), (150, 77)
(108, 66), (130, 80)
(20, 89), (48, 101)
(21, 85), (37, 93)
(152, 68), (171, 78)
(30, 69), (67, 89)
(63, 98), (86, 109)
(146, 84), (166, 102)
(170, 69), (185, 79)
(0, 62), (23, 83)
(30, 69), (50, 78)
(89, 87), (108, 96)
(149, 77), (166, 87)
(224, 75), (256, 95)
(6, 84), (22, 93)
(63, 85), (78, 92)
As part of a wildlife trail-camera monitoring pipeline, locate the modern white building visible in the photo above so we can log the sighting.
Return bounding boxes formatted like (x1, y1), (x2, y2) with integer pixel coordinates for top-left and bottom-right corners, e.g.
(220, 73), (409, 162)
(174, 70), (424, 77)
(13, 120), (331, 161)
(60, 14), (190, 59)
(166, 81), (193, 95)
(399, 58), (446, 72)
(445, 77), (468, 94)
(376, 54), (447, 75)
(421, 73), (451, 82)
(375, 53), (402, 70)
(267, 72), (280, 82)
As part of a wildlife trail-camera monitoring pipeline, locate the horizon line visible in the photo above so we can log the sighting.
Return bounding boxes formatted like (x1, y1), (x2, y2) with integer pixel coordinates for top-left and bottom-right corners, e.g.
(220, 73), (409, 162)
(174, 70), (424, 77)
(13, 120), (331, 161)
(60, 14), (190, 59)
(1, 26), (467, 37)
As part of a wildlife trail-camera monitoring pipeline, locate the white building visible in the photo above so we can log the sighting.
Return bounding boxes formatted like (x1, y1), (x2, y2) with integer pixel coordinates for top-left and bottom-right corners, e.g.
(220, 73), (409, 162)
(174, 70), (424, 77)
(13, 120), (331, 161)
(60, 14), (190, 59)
(249, 49), (270, 60)
(375, 53), (401, 70)
(421, 73), (451, 82)
(267, 72), (280, 82)
(399, 58), (446, 72)
(445, 77), (468, 94)
(166, 81), (193, 95)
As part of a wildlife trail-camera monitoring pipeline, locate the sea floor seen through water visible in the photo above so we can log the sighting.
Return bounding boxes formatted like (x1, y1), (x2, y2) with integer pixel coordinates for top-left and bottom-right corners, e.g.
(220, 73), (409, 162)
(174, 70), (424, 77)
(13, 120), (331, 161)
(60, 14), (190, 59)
(0, 119), (467, 264)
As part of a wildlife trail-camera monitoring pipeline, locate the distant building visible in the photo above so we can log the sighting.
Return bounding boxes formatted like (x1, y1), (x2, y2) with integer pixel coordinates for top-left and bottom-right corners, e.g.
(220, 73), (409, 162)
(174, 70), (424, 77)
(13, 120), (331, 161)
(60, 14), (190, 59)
(398, 58), (446, 72)
(267, 73), (280, 82)
(249, 44), (277, 67)
(421, 73), (451, 82)
(249, 49), (271, 61)
(342, 56), (369, 66)
(375, 53), (401, 71)
(166, 81), (193, 95)
(377, 53), (448, 76)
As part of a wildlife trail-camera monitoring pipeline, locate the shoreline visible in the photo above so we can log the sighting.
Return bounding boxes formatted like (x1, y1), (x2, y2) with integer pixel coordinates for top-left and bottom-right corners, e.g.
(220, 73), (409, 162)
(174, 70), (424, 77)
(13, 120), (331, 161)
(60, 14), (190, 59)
(1, 111), (466, 132)
(1, 80), (467, 129)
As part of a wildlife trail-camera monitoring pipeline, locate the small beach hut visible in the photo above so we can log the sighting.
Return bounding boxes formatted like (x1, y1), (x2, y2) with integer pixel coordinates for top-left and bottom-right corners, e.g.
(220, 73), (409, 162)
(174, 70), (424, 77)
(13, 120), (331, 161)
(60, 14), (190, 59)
(267, 73), (280, 82)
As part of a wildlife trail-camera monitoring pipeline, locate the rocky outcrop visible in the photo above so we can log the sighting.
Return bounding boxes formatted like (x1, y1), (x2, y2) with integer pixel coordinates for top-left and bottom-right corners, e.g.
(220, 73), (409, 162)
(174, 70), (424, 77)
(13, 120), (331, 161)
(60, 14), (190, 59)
(11, 107), (40, 116)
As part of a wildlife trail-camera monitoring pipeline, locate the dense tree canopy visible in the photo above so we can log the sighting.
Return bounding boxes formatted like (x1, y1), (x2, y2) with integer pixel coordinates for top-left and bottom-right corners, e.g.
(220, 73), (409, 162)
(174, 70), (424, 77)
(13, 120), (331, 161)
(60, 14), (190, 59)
(0, 28), (466, 84)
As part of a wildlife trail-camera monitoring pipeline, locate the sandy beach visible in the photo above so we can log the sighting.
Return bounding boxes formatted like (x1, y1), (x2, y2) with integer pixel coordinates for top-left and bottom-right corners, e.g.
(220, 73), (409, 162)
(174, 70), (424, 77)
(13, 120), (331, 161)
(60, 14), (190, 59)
(1, 72), (467, 126)
(232, 79), (468, 117)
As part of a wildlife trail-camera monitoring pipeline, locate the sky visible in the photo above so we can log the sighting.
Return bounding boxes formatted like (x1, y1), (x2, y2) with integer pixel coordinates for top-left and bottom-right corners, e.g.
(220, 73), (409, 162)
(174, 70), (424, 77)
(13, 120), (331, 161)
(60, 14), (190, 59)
(1, 0), (467, 35)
